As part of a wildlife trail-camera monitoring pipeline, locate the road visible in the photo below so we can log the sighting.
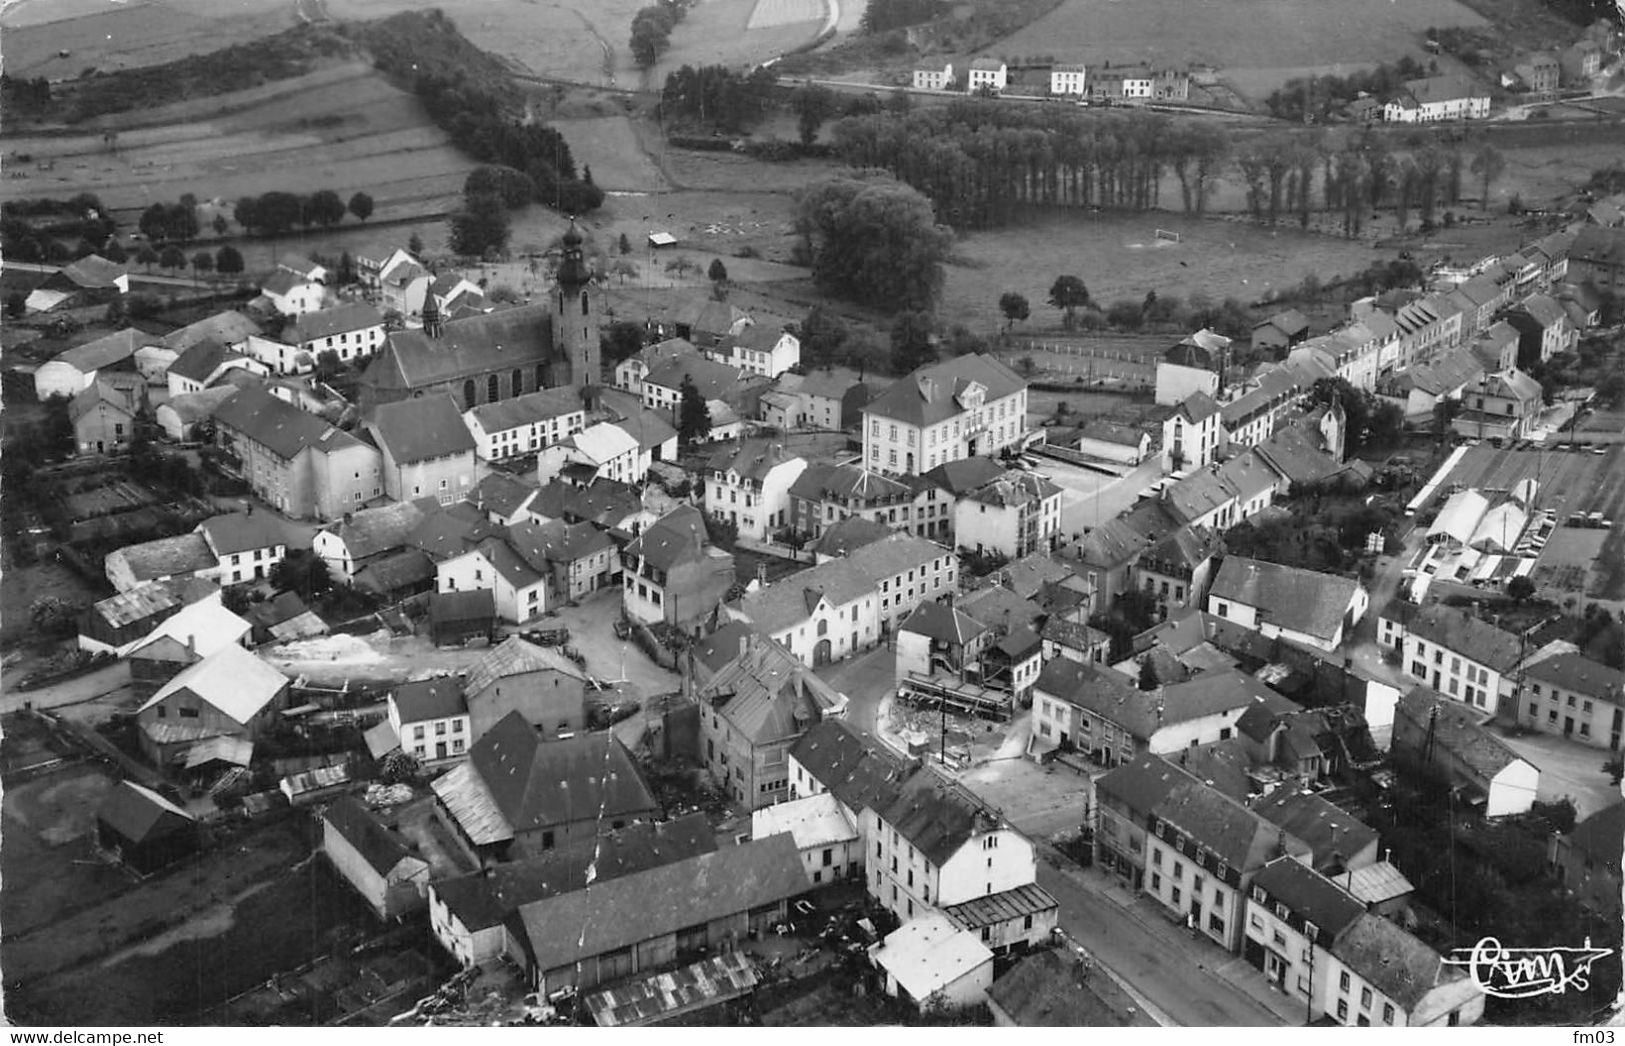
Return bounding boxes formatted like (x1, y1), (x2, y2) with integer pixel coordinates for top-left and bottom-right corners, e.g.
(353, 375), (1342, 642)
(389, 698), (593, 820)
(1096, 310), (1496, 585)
(2, 661), (130, 715)
(814, 643), (895, 735)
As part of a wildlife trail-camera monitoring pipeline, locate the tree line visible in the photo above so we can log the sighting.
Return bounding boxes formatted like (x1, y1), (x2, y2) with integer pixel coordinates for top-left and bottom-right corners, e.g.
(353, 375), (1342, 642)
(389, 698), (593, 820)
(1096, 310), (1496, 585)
(232, 190), (373, 237)
(1264, 55), (1427, 124)
(630, 0), (691, 69)
(860, 0), (949, 33)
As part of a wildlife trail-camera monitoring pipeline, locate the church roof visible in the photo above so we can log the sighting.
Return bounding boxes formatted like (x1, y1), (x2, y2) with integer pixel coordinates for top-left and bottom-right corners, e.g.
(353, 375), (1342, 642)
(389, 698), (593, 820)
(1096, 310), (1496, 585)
(366, 304), (554, 391)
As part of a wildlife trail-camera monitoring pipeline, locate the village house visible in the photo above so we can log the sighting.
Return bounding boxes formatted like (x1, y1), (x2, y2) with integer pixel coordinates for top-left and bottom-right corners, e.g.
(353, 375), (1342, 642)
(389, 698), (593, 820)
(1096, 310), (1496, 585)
(787, 463), (918, 541)
(1252, 309), (1312, 354)
(1093, 753), (1200, 888)
(1467, 320), (1521, 372)
(104, 533), (219, 593)
(432, 710), (657, 864)
(69, 377), (145, 456)
(708, 324), (800, 377)
(286, 302), (387, 370)
(503, 835), (808, 995)
(870, 912), (996, 1012)
(196, 512), (288, 585)
(862, 354), (1028, 476)
(895, 599), (992, 686)
(913, 61), (955, 90)
(379, 676), (471, 764)
(1517, 650), (1625, 750)
(1320, 911), (1485, 1025)
(212, 385), (383, 520)
(134, 643), (291, 766)
(1161, 391), (1224, 471)
(322, 797), (431, 921)
(1070, 419), (1152, 465)
(535, 420), (643, 487)
(313, 497), (440, 583)
(1132, 525), (1221, 623)
(703, 440), (808, 543)
(122, 596), (253, 699)
(621, 504), (737, 634)
(366, 393), (480, 505)
(1156, 330), (1231, 406)
(953, 469), (1063, 559)
(508, 517), (616, 602)
(1091, 66), (1156, 102)
(462, 387), (586, 463)
(434, 528), (551, 626)
(638, 353), (742, 421)
(166, 340), (268, 397)
(1392, 688), (1539, 817)
(1040, 616), (1112, 666)
(1378, 601), (1521, 716)
(700, 634), (848, 809)
(1452, 368), (1544, 441)
(461, 637), (588, 741)
(966, 58), (1008, 93)
(34, 328), (144, 401)
(986, 947), (1155, 1027)
(427, 814), (716, 967)
(155, 386), (240, 442)
(135, 310), (262, 383)
(1505, 293), (1577, 367)
(1207, 557), (1369, 652)
(466, 473), (541, 527)
(259, 269), (326, 316)
(614, 337), (697, 396)
(1249, 790), (1381, 875)
(1383, 76), (1491, 122)
(1049, 62), (1088, 95)
(750, 791), (860, 887)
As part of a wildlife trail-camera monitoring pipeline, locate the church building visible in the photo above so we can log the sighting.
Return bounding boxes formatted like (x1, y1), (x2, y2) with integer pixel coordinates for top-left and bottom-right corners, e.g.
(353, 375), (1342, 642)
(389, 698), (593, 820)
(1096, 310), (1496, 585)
(358, 222), (600, 413)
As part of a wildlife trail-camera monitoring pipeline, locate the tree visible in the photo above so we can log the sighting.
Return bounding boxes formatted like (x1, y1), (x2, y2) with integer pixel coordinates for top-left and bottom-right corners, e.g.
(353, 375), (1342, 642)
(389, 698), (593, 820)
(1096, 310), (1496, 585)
(307, 189), (346, 228)
(379, 750), (420, 785)
(102, 239), (128, 264)
(408, 232), (424, 256)
(792, 83), (837, 146)
(1137, 657), (1160, 692)
(159, 244), (187, 273)
(707, 258), (728, 283)
(609, 258), (641, 284)
(212, 213), (230, 237)
(1507, 575), (1536, 606)
(348, 191), (374, 223)
(796, 174), (952, 312)
(1048, 275), (1092, 329)
(1470, 144), (1505, 211)
(618, 232), (632, 255)
(254, 192), (304, 237)
(190, 250), (214, 282)
(448, 190), (512, 258)
(6, 292), (27, 319)
(465, 165), (538, 209)
(1310, 377), (1372, 455)
(215, 244), (244, 275)
(677, 374), (713, 444)
(29, 596), (81, 638)
(998, 291), (1030, 332)
(135, 244), (159, 272)
(601, 320), (645, 365)
(889, 310), (936, 375)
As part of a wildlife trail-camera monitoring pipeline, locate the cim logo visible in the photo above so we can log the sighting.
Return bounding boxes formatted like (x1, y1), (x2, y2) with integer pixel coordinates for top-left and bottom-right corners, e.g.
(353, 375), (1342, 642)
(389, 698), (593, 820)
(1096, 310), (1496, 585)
(1443, 937), (1615, 1000)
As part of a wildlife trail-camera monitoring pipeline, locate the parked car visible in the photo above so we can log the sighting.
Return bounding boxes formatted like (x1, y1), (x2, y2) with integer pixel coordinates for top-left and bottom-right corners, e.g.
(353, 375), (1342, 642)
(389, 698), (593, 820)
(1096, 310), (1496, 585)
(524, 626), (569, 646)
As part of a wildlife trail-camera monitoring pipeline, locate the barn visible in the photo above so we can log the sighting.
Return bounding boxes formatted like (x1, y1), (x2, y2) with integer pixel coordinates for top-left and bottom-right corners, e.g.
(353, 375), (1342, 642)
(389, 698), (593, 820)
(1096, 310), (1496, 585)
(95, 780), (199, 874)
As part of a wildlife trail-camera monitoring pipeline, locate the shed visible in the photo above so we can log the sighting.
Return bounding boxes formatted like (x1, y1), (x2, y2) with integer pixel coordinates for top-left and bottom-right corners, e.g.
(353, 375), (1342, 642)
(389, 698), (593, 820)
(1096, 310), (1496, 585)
(96, 780), (199, 874)
(430, 589), (496, 647)
(647, 232), (677, 248)
(322, 795), (431, 920)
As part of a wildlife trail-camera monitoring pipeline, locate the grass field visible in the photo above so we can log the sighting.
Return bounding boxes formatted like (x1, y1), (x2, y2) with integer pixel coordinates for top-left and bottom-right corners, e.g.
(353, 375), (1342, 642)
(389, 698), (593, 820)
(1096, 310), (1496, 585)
(0, 63), (474, 243)
(552, 115), (670, 192)
(937, 210), (1388, 335)
(984, 0), (1487, 92)
(653, 0), (827, 82)
(0, 0), (296, 79)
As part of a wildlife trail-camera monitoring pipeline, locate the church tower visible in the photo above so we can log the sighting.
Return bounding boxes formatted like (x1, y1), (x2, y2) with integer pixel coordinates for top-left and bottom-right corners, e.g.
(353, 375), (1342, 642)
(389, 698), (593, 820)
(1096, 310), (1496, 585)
(550, 219), (599, 389)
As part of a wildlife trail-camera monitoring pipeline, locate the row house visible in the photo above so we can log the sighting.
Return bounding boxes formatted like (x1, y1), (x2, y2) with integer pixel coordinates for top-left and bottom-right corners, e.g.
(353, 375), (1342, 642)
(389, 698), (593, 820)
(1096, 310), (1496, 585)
(1074, 497), (1184, 610)
(1469, 320), (1521, 373)
(365, 394), (481, 505)
(1131, 524), (1220, 623)
(289, 303), (387, 369)
(953, 469), (1063, 559)
(1207, 557), (1369, 652)
(1246, 856), (1484, 1025)
(437, 515), (614, 622)
(462, 386), (586, 463)
(703, 440), (808, 543)
(1377, 601), (1520, 715)
(212, 385), (383, 520)
(1449, 272), (1513, 337)
(1388, 293), (1465, 371)
(639, 353), (743, 420)
(1094, 752), (1199, 887)
(862, 354), (1028, 477)
(1505, 292), (1576, 367)
(1381, 345), (1484, 419)
(1517, 650), (1625, 750)
(621, 504), (736, 635)
(1219, 367), (1304, 448)
(788, 462), (920, 540)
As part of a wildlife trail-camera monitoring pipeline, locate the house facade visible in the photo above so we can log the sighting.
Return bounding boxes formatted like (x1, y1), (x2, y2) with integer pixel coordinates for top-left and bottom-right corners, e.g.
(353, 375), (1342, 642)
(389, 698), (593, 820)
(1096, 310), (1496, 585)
(212, 386), (383, 520)
(462, 387), (586, 463)
(953, 470), (1063, 559)
(621, 505), (737, 634)
(366, 394), (480, 505)
(862, 354), (1027, 476)
(1517, 651), (1625, 750)
(703, 441), (809, 542)
(1207, 557), (1368, 652)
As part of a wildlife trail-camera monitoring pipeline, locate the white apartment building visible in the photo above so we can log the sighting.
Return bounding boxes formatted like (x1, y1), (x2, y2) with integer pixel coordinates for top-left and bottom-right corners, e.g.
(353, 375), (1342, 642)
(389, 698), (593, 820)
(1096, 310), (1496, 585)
(387, 677), (471, 764)
(463, 387), (586, 463)
(1379, 602), (1519, 714)
(953, 470), (1062, 558)
(1050, 63), (1087, 95)
(912, 62), (954, 90)
(703, 440), (808, 543)
(862, 354), (1027, 477)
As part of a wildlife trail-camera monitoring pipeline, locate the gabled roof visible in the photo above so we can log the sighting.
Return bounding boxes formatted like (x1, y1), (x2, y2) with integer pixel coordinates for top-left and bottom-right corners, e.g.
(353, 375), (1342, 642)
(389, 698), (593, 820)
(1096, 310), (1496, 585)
(96, 780), (194, 844)
(1162, 467), (1238, 524)
(213, 385), (369, 461)
(323, 796), (426, 878)
(53, 328), (143, 373)
(1394, 687), (1529, 782)
(463, 636), (585, 697)
(707, 439), (803, 483)
(292, 302), (384, 343)
(1254, 426), (1339, 489)
(161, 385), (240, 425)
(1170, 390), (1222, 425)
(871, 912), (995, 1002)
(957, 584), (1044, 635)
(1153, 779), (1312, 873)
(986, 947), (1151, 1027)
(789, 718), (915, 815)
(626, 504), (712, 571)
(262, 269), (317, 297)
(899, 600), (989, 646)
(139, 644), (288, 725)
(863, 354), (1024, 428)
(1097, 753), (1211, 821)
(368, 394), (475, 463)
(84, 576), (219, 632)
(809, 517), (895, 559)
(510, 835), (807, 973)
(1396, 347), (1483, 397)
(642, 354), (741, 400)
(964, 469), (1062, 509)
(1250, 791), (1379, 870)
(167, 339), (245, 384)
(1333, 861), (1416, 905)
(391, 676), (467, 723)
(463, 711), (654, 834)
(466, 387), (583, 432)
(1000, 552), (1076, 599)
(1249, 855), (1366, 939)
(367, 304), (552, 390)
(564, 478), (643, 528)
(68, 378), (141, 423)
(322, 497), (439, 559)
(60, 254), (127, 289)
(432, 813), (717, 931)
(161, 310), (262, 354)
(109, 532), (217, 584)
(1208, 557), (1361, 645)
(751, 791), (858, 851)
(1401, 603), (1520, 673)
(508, 517), (612, 568)
(921, 455), (1007, 495)
(198, 512), (285, 555)
(1330, 912), (1467, 1010)
(1480, 367), (1541, 402)
(1523, 651), (1625, 704)
(879, 764), (1011, 866)
(701, 637), (846, 743)
(128, 595), (251, 661)
(467, 472), (537, 520)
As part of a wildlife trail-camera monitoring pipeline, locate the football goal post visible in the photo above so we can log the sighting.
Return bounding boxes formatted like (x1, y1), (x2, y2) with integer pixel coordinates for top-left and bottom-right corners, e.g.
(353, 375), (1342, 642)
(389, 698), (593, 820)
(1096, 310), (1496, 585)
(1154, 228), (1181, 243)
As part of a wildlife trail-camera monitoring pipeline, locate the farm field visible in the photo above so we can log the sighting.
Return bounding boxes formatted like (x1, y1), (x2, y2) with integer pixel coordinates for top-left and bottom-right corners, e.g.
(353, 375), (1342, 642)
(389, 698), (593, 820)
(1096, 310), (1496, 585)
(983, 0), (1488, 94)
(552, 115), (670, 192)
(652, 0), (828, 83)
(0, 0), (296, 80)
(0, 64), (474, 240)
(936, 210), (1388, 335)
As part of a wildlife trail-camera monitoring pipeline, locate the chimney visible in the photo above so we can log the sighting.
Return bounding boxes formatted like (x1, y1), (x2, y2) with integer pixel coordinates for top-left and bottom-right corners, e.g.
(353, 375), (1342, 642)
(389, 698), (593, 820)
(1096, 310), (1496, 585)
(739, 631), (749, 660)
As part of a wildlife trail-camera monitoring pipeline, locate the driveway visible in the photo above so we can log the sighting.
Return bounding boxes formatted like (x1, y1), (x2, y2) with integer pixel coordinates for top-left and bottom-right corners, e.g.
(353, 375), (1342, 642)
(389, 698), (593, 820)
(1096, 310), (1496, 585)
(814, 643), (896, 735)
(1495, 728), (1622, 820)
(543, 587), (679, 696)
(2, 661), (131, 715)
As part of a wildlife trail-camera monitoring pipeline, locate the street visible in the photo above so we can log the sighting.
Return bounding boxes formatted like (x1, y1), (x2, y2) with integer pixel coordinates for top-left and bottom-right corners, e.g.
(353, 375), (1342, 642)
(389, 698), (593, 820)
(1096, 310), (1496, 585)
(2, 661), (130, 716)
(814, 642), (896, 736)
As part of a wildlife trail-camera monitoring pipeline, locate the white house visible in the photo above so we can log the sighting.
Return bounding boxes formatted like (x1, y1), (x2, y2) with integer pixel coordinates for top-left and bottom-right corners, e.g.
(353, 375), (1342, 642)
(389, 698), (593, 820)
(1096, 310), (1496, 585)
(196, 513), (288, 586)
(240, 334), (310, 377)
(953, 469), (1063, 559)
(966, 58), (1008, 94)
(1161, 391), (1224, 471)
(1050, 63), (1088, 95)
(534, 420), (643, 487)
(1207, 557), (1368, 652)
(709, 325), (800, 378)
(260, 270), (326, 316)
(863, 354), (1028, 476)
(703, 440), (808, 543)
(289, 303), (386, 369)
(384, 676), (471, 764)
(870, 913), (995, 1012)
(166, 341), (268, 397)
(463, 387), (586, 463)
(614, 337), (697, 397)
(436, 538), (549, 625)
(912, 62), (954, 91)
(751, 792), (860, 889)
(35, 329), (143, 401)
(1379, 602), (1520, 715)
(1516, 650), (1625, 750)
(1071, 419), (1150, 465)
(1384, 76), (1491, 122)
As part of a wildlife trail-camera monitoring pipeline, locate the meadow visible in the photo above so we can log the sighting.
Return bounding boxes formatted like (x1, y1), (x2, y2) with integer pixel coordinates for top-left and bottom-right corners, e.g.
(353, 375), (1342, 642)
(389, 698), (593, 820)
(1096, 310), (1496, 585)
(0, 0), (296, 79)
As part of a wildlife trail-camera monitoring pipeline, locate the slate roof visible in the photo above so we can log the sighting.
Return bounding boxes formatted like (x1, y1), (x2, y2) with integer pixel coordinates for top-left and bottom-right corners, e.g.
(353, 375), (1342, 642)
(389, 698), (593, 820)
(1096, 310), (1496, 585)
(1163, 467), (1238, 524)
(899, 601), (989, 646)
(68, 378), (140, 423)
(735, 560), (870, 635)
(1171, 390), (1222, 425)
(922, 455), (1007, 495)
(109, 532), (216, 583)
(563, 478), (643, 528)
(1254, 426), (1339, 489)
(291, 302), (384, 343)
(1395, 687), (1529, 782)
(1523, 651), (1625, 704)
(509, 835), (808, 972)
(54, 328), (143, 373)
(367, 304), (553, 390)
(702, 637), (846, 744)
(1398, 347), (1483, 397)
(1000, 552), (1076, 599)
(957, 584), (1044, 635)
(1167, 738), (1254, 803)
(391, 676), (467, 723)
(160, 310), (262, 354)
(323, 796), (424, 878)
(1139, 524), (1220, 576)
(466, 387), (583, 433)
(213, 385), (369, 461)
(986, 948), (1153, 1027)
(1208, 557), (1361, 645)
(262, 269), (315, 297)
(964, 470), (1062, 509)
(707, 440), (803, 483)
(788, 718), (914, 814)
(463, 636), (584, 697)
(1249, 790), (1379, 870)
(198, 512), (285, 555)
(166, 339), (245, 385)
(863, 353), (1023, 428)
(458, 711), (654, 835)
(60, 254), (127, 289)
(323, 497), (439, 560)
(1331, 912), (1466, 1010)
(879, 765), (1010, 866)
(1401, 603), (1521, 673)
(642, 354), (741, 399)
(96, 780), (194, 844)
(626, 504), (711, 571)
(809, 517), (895, 558)
(1153, 779), (1312, 872)
(467, 473), (537, 520)
(432, 813), (717, 931)
(161, 386), (240, 426)
(368, 394), (475, 463)
(1249, 855), (1367, 939)
(1256, 308), (1311, 339)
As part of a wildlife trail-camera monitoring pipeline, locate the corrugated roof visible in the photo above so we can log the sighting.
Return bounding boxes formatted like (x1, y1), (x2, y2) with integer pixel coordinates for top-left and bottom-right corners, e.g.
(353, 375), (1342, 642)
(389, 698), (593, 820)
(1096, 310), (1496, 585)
(431, 758), (513, 845)
(1334, 861), (1415, 905)
(941, 882), (1058, 929)
(586, 952), (759, 1028)
(129, 599), (251, 661)
(751, 791), (858, 851)
(139, 644), (287, 724)
(85, 576), (218, 632)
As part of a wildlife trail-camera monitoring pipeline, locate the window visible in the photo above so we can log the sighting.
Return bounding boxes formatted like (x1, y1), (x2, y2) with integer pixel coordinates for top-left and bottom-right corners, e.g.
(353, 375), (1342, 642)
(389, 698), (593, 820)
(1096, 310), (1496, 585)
(1339, 971), (1351, 992)
(1336, 1000), (1348, 1022)
(1361, 987), (1372, 1009)
(487, 374), (500, 402)
(1150, 872), (1161, 891)
(541, 831), (555, 850)
(512, 368), (524, 397)
(1382, 1004), (1394, 1025)
(463, 379), (476, 405)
